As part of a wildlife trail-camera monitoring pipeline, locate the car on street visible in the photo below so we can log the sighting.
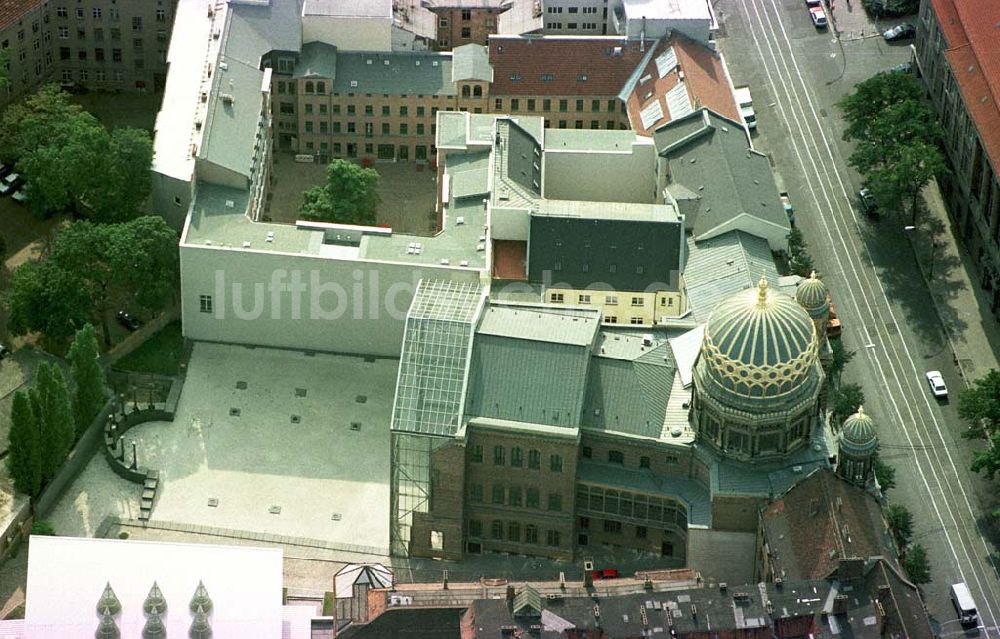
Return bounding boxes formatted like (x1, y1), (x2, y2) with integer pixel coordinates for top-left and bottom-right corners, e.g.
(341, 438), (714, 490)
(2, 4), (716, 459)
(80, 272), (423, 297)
(809, 6), (828, 27)
(925, 370), (948, 398)
(591, 568), (620, 580)
(889, 61), (912, 73)
(882, 23), (916, 41)
(116, 311), (140, 331)
(859, 188), (878, 218)
(12, 188), (28, 204)
(0, 172), (22, 196)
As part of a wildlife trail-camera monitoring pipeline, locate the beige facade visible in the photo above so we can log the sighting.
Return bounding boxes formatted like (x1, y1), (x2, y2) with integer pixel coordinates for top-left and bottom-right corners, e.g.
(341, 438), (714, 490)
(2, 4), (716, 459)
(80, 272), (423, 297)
(545, 284), (688, 326)
(0, 0), (175, 108)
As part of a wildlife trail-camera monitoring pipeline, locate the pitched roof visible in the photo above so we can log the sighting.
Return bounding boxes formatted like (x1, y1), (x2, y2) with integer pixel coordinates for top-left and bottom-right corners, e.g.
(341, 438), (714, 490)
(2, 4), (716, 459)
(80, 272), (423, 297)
(0, 0), (42, 32)
(655, 109), (790, 243)
(624, 35), (740, 135)
(760, 468), (898, 581)
(452, 44), (493, 83)
(930, 0), (1000, 172)
(488, 35), (651, 96)
(683, 231), (780, 323)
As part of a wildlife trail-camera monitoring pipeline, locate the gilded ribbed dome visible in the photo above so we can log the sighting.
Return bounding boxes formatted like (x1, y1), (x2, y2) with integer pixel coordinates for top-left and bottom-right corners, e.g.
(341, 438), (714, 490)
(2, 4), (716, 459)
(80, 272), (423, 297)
(700, 278), (818, 398)
(795, 271), (829, 317)
(841, 406), (878, 454)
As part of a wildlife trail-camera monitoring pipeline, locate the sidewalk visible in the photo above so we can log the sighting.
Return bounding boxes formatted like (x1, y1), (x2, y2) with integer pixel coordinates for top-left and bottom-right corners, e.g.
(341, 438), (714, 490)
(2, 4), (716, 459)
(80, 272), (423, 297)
(911, 180), (1000, 385)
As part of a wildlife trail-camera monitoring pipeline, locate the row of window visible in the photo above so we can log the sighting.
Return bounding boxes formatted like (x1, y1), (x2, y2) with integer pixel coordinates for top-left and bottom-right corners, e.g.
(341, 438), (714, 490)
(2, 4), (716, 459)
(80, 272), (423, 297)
(59, 47), (158, 63)
(301, 120), (433, 137)
(549, 292), (677, 309)
(55, 7), (166, 23)
(469, 483), (563, 511)
(494, 97), (618, 114)
(576, 485), (689, 529)
(278, 101), (447, 120)
(469, 520), (561, 547)
(546, 22), (600, 29)
(470, 445), (564, 472)
(294, 141), (432, 162)
(54, 26), (167, 42)
(546, 6), (600, 14)
(60, 67), (127, 82)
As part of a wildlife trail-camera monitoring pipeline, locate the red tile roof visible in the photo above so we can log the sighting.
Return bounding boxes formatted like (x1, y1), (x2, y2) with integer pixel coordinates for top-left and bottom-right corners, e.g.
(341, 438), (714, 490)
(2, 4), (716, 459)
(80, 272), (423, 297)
(492, 239), (527, 280)
(0, 0), (44, 32)
(488, 36), (651, 96)
(930, 0), (1000, 170)
(625, 34), (740, 135)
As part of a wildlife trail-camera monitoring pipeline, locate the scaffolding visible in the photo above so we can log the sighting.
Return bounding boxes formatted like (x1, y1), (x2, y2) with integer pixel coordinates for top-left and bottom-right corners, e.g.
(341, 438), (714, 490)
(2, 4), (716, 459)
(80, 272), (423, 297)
(389, 279), (484, 556)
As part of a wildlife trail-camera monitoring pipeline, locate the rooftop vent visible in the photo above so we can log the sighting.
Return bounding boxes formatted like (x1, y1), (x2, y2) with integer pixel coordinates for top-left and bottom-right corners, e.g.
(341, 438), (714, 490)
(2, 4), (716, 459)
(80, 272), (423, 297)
(225, 199), (235, 208)
(265, 232), (274, 243)
(221, 93), (235, 104)
(415, 60), (421, 66)
(384, 59), (390, 66)
(440, 258), (450, 265)
(460, 260), (469, 267)
(456, 216), (465, 225)
(350, 80), (358, 88)
(366, 59), (373, 65)
(219, 61), (228, 71)
(242, 241), (251, 248)
(432, 60), (439, 66)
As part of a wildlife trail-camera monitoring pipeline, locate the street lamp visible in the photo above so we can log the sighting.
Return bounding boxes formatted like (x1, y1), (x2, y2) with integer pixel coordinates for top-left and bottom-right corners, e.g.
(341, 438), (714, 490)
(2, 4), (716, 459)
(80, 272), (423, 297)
(904, 226), (940, 278)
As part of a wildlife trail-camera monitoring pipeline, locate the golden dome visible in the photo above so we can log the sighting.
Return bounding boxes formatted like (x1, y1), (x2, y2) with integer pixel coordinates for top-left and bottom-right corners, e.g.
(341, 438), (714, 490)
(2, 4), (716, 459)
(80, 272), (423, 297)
(795, 271), (830, 316)
(700, 277), (819, 399)
(842, 406), (879, 454)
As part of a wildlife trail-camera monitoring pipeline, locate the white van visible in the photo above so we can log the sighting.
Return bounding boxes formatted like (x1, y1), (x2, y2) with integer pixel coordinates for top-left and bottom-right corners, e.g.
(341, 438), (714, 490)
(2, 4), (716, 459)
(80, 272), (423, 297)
(734, 86), (757, 131)
(951, 582), (978, 627)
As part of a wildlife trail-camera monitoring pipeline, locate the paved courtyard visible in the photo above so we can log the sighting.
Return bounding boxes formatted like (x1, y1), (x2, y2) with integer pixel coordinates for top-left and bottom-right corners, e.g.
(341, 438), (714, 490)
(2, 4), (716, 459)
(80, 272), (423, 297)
(130, 342), (396, 552)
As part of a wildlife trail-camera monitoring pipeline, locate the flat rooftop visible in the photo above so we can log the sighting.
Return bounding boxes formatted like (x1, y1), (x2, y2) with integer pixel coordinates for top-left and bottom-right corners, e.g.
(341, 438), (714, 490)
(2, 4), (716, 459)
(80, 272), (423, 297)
(129, 342), (396, 553)
(330, 51), (456, 96)
(302, 0), (391, 18)
(542, 128), (648, 153)
(534, 198), (681, 223)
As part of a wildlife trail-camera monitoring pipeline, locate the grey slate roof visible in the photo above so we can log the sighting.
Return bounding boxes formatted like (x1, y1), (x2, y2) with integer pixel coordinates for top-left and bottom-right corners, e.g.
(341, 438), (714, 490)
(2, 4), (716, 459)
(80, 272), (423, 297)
(654, 109), (790, 242)
(582, 335), (675, 439)
(683, 230), (780, 323)
(464, 303), (600, 428)
(528, 206), (683, 291)
(198, 57), (265, 178)
(225, 0), (303, 67)
(452, 44), (493, 83)
(330, 51), (456, 96)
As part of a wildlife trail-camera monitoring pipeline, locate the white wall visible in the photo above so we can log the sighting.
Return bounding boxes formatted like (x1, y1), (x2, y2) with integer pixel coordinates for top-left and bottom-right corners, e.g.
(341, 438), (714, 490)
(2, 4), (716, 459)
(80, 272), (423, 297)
(180, 244), (481, 356)
(301, 16), (392, 51)
(543, 145), (657, 203)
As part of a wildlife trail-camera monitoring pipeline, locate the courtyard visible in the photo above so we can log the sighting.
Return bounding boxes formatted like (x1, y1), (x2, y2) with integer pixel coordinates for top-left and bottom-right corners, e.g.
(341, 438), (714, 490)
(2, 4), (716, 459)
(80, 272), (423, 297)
(48, 342), (396, 553)
(266, 152), (438, 235)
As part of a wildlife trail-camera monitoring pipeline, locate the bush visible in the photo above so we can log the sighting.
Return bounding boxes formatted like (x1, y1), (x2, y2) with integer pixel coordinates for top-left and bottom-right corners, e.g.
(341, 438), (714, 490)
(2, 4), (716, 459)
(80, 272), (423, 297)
(862, 0), (918, 17)
(31, 520), (56, 536)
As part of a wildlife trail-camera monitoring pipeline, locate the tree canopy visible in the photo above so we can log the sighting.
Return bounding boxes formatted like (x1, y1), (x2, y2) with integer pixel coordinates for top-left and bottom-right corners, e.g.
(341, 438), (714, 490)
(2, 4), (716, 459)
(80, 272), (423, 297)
(885, 504), (914, 549)
(6, 390), (42, 497)
(0, 84), (153, 222)
(839, 72), (947, 218)
(7, 217), (179, 345)
(35, 362), (74, 483)
(300, 159), (381, 226)
(831, 383), (866, 423)
(959, 369), (1000, 439)
(901, 543), (931, 584)
(69, 323), (107, 435)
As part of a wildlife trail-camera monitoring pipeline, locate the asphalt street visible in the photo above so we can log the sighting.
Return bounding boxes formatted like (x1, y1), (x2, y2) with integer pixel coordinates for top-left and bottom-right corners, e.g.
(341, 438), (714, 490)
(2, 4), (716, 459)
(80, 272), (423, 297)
(713, 0), (1000, 633)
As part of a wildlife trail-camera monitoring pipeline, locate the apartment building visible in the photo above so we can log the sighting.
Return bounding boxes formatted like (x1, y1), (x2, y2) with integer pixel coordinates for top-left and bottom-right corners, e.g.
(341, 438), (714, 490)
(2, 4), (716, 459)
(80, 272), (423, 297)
(422, 0), (512, 50)
(0, 0), (175, 108)
(914, 0), (1000, 314)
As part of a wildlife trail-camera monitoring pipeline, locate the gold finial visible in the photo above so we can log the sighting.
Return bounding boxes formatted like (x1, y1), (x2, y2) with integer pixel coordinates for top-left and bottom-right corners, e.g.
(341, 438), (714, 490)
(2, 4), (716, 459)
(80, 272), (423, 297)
(810, 270), (817, 280)
(757, 276), (769, 305)
(857, 405), (864, 417)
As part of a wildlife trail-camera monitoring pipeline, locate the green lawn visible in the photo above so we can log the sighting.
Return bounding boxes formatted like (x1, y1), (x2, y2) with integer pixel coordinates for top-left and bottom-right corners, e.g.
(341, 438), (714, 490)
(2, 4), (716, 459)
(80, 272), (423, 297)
(114, 321), (184, 376)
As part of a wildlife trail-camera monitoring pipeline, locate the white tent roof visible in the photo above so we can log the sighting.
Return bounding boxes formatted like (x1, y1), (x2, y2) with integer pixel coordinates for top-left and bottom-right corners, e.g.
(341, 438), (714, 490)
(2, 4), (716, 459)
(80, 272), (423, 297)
(668, 324), (705, 388)
(334, 564), (393, 599)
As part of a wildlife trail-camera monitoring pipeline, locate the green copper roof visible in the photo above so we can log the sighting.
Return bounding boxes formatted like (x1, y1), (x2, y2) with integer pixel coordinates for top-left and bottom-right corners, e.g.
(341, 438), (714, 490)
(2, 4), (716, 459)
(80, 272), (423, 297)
(96, 582), (121, 616)
(841, 406), (878, 454)
(795, 271), (829, 316)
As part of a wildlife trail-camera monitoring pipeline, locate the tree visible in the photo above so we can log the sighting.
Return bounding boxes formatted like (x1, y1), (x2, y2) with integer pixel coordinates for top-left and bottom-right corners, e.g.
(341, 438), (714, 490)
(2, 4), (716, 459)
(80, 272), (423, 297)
(81, 127), (154, 224)
(7, 217), (179, 346)
(829, 338), (855, 381)
(866, 140), (949, 222)
(969, 431), (1000, 480)
(787, 228), (814, 277)
(875, 459), (897, 491)
(901, 543), (931, 584)
(69, 324), (106, 436)
(840, 73), (927, 145)
(885, 504), (914, 549)
(300, 159), (380, 226)
(35, 362), (74, 482)
(958, 369), (1000, 440)
(6, 390), (42, 497)
(831, 383), (866, 422)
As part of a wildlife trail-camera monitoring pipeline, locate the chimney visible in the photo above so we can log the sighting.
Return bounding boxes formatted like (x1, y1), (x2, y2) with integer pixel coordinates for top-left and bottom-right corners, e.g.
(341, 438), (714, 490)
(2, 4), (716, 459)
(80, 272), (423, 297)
(833, 595), (849, 615)
(506, 585), (516, 610)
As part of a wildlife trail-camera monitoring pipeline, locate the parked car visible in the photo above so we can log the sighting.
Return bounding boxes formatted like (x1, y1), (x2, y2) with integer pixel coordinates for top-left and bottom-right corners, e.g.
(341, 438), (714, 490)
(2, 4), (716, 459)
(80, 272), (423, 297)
(116, 311), (140, 331)
(0, 163), (12, 180)
(889, 61), (912, 73)
(805, 0), (821, 5)
(591, 568), (620, 581)
(12, 188), (28, 204)
(734, 86), (757, 131)
(780, 191), (795, 225)
(0, 344), (9, 361)
(0, 172), (22, 196)
(925, 370), (948, 398)
(809, 6), (828, 28)
(883, 23), (916, 41)
(859, 188), (878, 218)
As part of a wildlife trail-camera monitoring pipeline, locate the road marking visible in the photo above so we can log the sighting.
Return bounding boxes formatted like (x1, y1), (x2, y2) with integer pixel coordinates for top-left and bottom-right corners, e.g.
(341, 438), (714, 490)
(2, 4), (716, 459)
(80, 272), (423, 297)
(732, 0), (1000, 628)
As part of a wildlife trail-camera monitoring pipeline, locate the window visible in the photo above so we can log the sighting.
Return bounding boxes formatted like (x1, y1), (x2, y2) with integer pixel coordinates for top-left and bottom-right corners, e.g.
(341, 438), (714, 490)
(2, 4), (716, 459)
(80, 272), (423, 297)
(416, 123), (424, 135)
(399, 123), (408, 135)
(491, 484), (504, 504)
(110, 27), (120, 40)
(494, 446), (505, 466)
(94, 27), (103, 40)
(491, 521), (503, 540)
(550, 292), (564, 303)
(61, 69), (73, 82)
(332, 122), (341, 133)
(579, 516), (590, 529)
(527, 98), (536, 111)
(58, 26), (69, 39)
(548, 494), (562, 512)
(558, 120), (566, 129)
(364, 104), (373, 116)
(591, 99), (600, 111)
(347, 122), (356, 133)
(546, 530), (561, 547)
(608, 99), (616, 111)
(471, 444), (483, 462)
(92, 7), (102, 19)
(636, 525), (647, 539)
(510, 98), (519, 111)
(631, 296), (644, 307)
(640, 456), (650, 469)
(630, 317), (644, 325)
(578, 294), (591, 304)
(526, 488), (539, 508)
(461, 27), (471, 38)
(319, 104), (328, 115)
(416, 105), (425, 116)
(60, 46), (70, 60)
(156, 9), (167, 22)
(550, 454), (563, 472)
(559, 99), (567, 112)
(78, 49), (87, 60)
(347, 104), (356, 115)
(56, 6), (67, 18)
(316, 81), (325, 94)
(279, 102), (294, 115)
(606, 295), (618, 305)
(462, 9), (472, 20)
(603, 520), (622, 534)
(528, 449), (540, 469)
(582, 446), (592, 459)
(608, 450), (624, 465)
(507, 522), (520, 542)
(525, 525), (538, 544)
(304, 121), (314, 133)
(112, 48), (122, 62)
(199, 295), (213, 314)
(76, 7), (84, 19)
(508, 486), (521, 508)
(468, 519), (483, 538)
(132, 16), (143, 32)
(575, 120), (584, 129)
(609, 264), (617, 273)
(469, 483), (483, 502)
(511, 447), (523, 467)
(605, 316), (618, 324)
(494, 98), (502, 110)
(381, 123), (389, 135)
